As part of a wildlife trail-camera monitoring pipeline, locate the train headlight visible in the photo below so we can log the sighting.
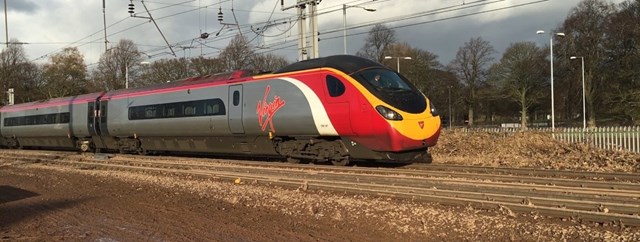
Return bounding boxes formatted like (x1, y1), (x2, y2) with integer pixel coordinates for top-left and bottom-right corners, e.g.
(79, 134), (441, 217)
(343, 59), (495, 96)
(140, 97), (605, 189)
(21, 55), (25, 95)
(376, 105), (403, 120)
(430, 102), (439, 116)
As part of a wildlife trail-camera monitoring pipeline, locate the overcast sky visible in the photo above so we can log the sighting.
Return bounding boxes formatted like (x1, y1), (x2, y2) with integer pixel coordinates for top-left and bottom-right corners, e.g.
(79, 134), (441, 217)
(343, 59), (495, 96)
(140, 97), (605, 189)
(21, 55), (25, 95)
(0, 0), (627, 67)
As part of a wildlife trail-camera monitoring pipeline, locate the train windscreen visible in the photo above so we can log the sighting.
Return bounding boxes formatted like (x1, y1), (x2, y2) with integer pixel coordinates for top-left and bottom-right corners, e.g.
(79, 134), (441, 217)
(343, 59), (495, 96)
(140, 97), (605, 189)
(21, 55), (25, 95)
(351, 68), (427, 114)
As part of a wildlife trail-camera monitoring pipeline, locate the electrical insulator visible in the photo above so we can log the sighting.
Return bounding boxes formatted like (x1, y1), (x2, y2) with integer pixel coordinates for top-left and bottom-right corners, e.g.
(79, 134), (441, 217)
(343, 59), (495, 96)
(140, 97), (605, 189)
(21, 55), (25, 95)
(217, 7), (223, 22)
(128, 3), (135, 14)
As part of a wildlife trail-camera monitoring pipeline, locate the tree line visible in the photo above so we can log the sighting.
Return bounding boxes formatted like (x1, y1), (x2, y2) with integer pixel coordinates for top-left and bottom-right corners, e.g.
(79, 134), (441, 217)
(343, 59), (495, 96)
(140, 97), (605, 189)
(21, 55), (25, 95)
(0, 35), (288, 104)
(0, 0), (637, 128)
(357, 0), (639, 128)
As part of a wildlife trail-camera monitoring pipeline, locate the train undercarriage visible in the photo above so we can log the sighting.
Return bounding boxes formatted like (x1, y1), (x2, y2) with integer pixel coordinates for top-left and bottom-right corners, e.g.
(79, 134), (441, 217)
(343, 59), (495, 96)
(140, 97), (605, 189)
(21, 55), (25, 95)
(1, 135), (429, 166)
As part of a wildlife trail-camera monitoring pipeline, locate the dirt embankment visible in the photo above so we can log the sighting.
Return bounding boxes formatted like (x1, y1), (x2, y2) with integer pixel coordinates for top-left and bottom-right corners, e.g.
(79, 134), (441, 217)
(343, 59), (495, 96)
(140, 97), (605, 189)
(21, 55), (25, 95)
(431, 130), (640, 172)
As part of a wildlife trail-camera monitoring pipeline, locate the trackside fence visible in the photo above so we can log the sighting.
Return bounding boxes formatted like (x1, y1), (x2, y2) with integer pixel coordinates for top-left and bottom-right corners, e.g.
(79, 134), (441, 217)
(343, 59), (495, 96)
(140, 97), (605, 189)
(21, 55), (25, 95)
(456, 126), (640, 153)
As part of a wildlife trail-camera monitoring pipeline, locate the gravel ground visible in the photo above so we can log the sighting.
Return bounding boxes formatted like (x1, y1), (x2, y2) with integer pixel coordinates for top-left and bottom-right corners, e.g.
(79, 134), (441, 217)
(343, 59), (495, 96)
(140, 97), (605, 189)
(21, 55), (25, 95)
(2, 158), (639, 241)
(431, 130), (640, 172)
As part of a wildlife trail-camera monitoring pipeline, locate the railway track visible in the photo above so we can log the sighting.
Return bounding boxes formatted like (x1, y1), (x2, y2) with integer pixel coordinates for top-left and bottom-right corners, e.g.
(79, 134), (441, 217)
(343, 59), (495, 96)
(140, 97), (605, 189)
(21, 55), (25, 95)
(2, 149), (640, 226)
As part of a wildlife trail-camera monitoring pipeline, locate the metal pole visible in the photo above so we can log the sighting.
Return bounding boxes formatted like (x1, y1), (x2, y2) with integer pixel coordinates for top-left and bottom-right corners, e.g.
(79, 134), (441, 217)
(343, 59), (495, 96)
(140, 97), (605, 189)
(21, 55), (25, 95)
(103, 0), (108, 52)
(448, 86), (452, 129)
(297, 4), (306, 61)
(549, 34), (555, 131)
(4, 0), (8, 46)
(125, 65), (129, 89)
(396, 58), (400, 73)
(343, 4), (347, 55)
(581, 57), (586, 129)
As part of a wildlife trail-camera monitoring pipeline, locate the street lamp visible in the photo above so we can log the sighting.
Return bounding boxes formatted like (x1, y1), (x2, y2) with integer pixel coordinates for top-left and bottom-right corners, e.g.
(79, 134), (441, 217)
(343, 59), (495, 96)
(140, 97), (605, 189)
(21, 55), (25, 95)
(343, 4), (375, 54)
(570, 56), (586, 129)
(537, 30), (565, 131)
(384, 56), (412, 73)
(125, 65), (129, 89)
(4, 0), (8, 47)
(448, 85), (452, 129)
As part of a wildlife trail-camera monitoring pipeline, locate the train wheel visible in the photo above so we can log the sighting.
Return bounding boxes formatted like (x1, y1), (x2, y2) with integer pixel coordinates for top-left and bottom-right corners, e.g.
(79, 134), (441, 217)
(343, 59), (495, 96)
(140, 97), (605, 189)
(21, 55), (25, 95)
(330, 158), (349, 166)
(80, 143), (91, 152)
(137, 148), (149, 155)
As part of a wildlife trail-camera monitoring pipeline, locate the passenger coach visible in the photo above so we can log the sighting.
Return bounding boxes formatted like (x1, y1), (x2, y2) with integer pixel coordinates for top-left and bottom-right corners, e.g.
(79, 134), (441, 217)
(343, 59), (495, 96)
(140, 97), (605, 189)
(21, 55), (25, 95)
(0, 55), (441, 165)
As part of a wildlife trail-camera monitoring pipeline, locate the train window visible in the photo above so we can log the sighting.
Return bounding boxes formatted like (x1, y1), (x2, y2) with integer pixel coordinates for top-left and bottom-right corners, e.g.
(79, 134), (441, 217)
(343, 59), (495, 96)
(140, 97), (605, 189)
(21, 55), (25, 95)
(128, 98), (225, 120)
(3, 112), (70, 127)
(233, 91), (240, 106)
(204, 99), (226, 115)
(165, 106), (175, 117)
(205, 102), (219, 115)
(184, 105), (196, 116)
(145, 106), (157, 118)
(129, 107), (142, 120)
(326, 75), (345, 97)
(60, 113), (70, 123)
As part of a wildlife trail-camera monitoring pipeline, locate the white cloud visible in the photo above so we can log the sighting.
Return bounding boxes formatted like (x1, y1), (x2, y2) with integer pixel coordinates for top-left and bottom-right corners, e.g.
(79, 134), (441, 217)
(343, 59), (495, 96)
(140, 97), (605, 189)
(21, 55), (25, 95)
(1, 0), (628, 66)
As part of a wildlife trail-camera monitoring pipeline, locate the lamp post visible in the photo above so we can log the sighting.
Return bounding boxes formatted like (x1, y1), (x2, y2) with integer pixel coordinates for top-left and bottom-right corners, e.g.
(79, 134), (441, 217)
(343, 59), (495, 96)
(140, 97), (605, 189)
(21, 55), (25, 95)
(384, 56), (412, 73)
(448, 85), (452, 129)
(125, 65), (129, 89)
(4, 0), (8, 46)
(537, 30), (565, 131)
(343, 4), (375, 54)
(570, 56), (586, 129)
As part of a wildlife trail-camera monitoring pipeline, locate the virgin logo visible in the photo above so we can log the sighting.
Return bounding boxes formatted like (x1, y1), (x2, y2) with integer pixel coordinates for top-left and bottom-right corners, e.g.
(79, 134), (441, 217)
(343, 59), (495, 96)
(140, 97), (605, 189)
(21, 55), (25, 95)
(256, 85), (286, 132)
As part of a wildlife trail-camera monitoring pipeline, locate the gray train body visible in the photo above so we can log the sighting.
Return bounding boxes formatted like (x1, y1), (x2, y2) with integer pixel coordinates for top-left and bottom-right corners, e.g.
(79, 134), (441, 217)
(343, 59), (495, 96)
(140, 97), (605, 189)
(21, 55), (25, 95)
(0, 55), (441, 165)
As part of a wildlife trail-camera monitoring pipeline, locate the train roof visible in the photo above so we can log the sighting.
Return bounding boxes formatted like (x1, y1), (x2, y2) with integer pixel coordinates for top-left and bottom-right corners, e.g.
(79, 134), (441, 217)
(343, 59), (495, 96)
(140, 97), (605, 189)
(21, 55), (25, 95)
(103, 70), (255, 99)
(274, 55), (384, 75)
(0, 92), (105, 112)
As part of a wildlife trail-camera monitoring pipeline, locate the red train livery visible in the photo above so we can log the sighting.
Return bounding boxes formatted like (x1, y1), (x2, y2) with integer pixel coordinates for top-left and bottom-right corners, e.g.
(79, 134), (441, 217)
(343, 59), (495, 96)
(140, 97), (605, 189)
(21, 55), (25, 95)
(0, 55), (441, 165)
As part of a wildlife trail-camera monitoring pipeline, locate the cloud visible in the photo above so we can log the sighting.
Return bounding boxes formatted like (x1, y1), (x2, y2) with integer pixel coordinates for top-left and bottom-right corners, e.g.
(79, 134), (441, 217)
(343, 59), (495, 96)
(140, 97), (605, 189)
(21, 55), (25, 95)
(1, 0), (39, 13)
(7, 0), (629, 67)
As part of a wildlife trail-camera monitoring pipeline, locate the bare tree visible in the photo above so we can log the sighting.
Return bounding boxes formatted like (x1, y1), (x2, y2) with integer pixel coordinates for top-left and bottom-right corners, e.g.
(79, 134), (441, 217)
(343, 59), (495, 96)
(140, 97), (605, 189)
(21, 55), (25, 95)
(136, 58), (190, 86)
(384, 42), (442, 92)
(219, 34), (254, 71)
(603, 0), (640, 124)
(448, 37), (495, 127)
(490, 42), (547, 129)
(251, 53), (289, 72)
(92, 39), (144, 90)
(556, 0), (616, 127)
(41, 47), (89, 98)
(0, 40), (43, 104)
(189, 56), (225, 76)
(356, 24), (396, 62)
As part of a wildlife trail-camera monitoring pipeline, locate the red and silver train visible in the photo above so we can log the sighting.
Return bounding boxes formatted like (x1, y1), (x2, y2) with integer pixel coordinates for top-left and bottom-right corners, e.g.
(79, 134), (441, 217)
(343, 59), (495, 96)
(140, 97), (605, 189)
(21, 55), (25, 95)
(0, 55), (441, 165)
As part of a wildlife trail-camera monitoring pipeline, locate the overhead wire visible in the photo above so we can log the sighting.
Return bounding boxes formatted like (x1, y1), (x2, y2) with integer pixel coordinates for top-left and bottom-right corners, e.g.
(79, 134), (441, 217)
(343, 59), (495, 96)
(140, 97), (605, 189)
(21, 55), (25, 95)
(251, 0), (549, 56)
(40, 0), (549, 65)
(133, 0), (542, 59)
(32, 0), (230, 61)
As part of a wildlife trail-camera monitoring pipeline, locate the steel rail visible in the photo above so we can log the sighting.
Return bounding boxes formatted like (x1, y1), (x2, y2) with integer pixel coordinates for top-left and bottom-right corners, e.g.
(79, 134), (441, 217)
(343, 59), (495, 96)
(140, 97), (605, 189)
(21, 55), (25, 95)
(45, 158), (640, 226)
(406, 163), (640, 182)
(3, 150), (640, 226)
(3, 149), (637, 183)
(94, 156), (640, 196)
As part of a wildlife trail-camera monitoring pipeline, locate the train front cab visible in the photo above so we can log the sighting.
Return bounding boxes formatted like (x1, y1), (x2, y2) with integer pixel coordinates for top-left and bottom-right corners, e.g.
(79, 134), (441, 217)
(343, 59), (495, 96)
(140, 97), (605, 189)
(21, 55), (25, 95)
(337, 67), (441, 163)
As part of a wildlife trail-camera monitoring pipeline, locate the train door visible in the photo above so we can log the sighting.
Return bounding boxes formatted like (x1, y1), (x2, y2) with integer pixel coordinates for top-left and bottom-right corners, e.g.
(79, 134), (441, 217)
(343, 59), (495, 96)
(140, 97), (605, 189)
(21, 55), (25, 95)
(88, 100), (106, 149)
(324, 75), (353, 135)
(228, 85), (244, 134)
